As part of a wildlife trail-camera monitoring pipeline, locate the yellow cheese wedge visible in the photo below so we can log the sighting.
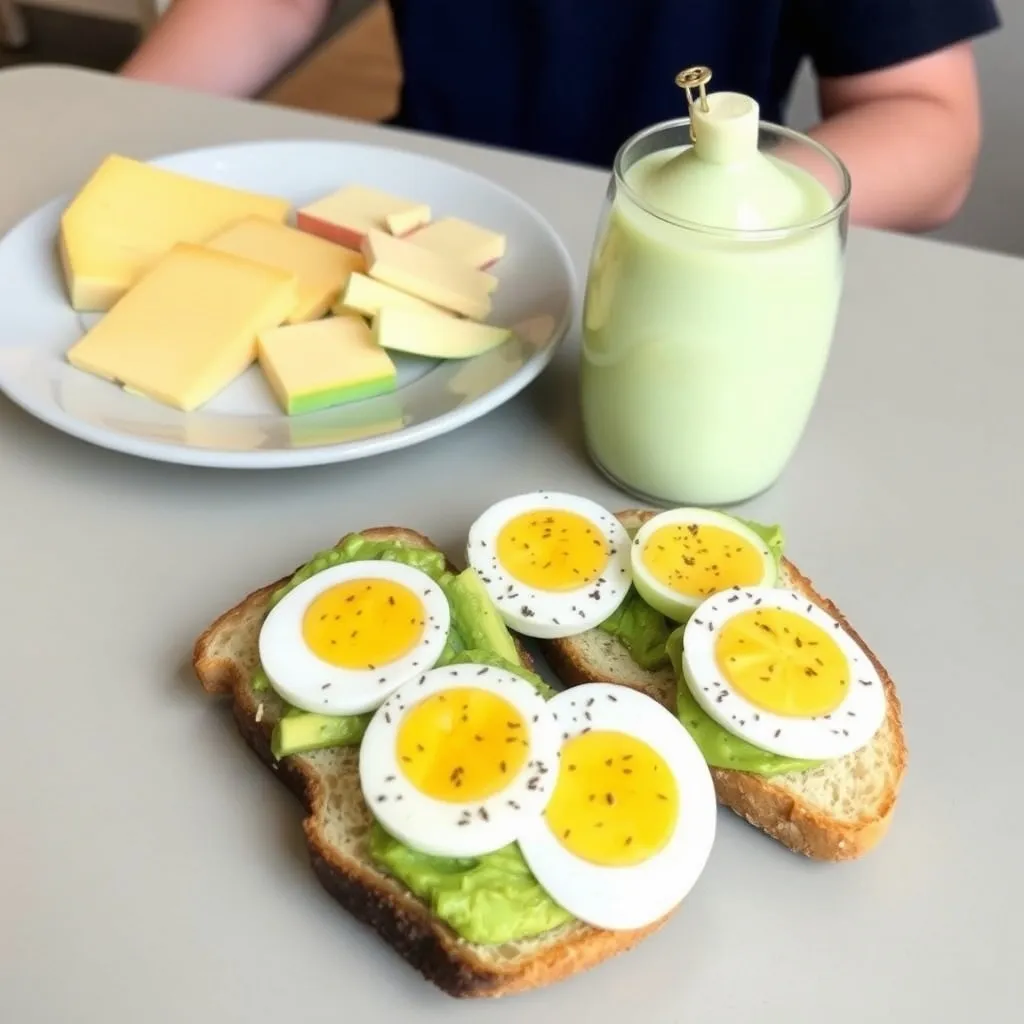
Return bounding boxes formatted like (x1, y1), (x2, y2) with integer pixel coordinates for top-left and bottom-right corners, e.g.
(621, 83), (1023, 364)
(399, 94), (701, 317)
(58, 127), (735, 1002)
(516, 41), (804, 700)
(373, 307), (512, 359)
(406, 217), (507, 268)
(297, 185), (430, 250)
(205, 215), (365, 323)
(66, 243), (297, 412)
(361, 230), (494, 320)
(257, 315), (397, 416)
(334, 272), (453, 320)
(59, 154), (290, 311)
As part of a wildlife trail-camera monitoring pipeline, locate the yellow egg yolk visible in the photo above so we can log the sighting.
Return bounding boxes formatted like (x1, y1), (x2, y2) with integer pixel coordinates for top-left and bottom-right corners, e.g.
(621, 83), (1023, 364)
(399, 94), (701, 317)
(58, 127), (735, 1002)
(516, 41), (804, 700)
(715, 607), (848, 717)
(396, 687), (530, 802)
(544, 730), (678, 867)
(302, 578), (425, 670)
(642, 523), (764, 600)
(496, 509), (608, 591)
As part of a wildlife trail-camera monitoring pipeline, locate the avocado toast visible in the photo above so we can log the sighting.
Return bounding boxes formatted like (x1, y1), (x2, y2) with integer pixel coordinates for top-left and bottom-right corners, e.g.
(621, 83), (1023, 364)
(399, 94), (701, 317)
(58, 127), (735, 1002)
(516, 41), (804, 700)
(193, 526), (716, 997)
(460, 497), (908, 863)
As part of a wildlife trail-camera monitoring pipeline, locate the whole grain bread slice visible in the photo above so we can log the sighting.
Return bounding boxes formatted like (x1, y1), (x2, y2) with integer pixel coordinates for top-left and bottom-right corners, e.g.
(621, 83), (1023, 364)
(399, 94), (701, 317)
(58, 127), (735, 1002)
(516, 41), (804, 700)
(192, 526), (665, 998)
(541, 510), (908, 862)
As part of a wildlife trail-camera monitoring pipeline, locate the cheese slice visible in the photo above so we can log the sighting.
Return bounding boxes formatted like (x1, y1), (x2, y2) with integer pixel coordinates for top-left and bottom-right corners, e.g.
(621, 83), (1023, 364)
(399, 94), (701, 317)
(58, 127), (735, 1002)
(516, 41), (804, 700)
(361, 230), (494, 320)
(406, 217), (507, 268)
(334, 272), (453, 320)
(257, 315), (397, 416)
(373, 307), (511, 359)
(297, 185), (430, 250)
(66, 243), (297, 412)
(205, 215), (365, 322)
(59, 154), (290, 311)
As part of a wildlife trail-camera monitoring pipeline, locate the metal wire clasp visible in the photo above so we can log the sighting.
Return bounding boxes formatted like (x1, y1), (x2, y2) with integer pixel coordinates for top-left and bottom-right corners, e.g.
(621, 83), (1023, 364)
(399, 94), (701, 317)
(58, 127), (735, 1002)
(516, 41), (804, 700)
(675, 66), (712, 142)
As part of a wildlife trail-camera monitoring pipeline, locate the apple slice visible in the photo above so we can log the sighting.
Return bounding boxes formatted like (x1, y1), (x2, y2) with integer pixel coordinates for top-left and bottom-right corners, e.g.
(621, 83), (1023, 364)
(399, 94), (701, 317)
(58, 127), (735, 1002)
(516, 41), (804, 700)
(406, 217), (507, 269)
(372, 307), (511, 359)
(297, 185), (430, 250)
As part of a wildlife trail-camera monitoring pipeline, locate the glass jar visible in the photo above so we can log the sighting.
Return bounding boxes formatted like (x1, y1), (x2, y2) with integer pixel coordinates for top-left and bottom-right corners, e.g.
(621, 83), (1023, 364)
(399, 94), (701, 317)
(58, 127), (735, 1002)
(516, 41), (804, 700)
(580, 115), (850, 507)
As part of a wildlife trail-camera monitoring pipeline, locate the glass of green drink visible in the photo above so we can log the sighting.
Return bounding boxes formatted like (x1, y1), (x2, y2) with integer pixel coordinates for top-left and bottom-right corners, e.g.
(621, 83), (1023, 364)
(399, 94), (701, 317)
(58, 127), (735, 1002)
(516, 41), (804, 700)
(581, 67), (851, 507)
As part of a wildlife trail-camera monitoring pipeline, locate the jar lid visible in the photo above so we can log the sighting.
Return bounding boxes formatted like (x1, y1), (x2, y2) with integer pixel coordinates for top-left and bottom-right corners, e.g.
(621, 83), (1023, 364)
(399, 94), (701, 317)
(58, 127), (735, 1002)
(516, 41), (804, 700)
(631, 67), (819, 231)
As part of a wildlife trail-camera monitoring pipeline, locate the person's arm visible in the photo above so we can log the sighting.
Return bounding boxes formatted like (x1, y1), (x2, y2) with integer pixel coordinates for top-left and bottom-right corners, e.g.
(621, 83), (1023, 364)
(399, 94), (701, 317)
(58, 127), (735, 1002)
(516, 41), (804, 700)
(120, 0), (330, 97)
(807, 43), (983, 232)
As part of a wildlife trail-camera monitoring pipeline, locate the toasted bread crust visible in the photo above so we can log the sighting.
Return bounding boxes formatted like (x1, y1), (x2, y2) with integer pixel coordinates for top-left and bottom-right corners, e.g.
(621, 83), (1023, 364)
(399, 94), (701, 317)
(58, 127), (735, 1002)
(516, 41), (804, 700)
(541, 510), (908, 863)
(193, 526), (663, 997)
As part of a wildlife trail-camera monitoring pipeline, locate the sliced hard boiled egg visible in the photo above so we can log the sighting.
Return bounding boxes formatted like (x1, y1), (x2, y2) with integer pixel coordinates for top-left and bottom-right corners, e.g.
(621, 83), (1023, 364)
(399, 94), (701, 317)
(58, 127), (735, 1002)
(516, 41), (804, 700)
(358, 663), (560, 857)
(631, 507), (777, 623)
(466, 491), (632, 640)
(680, 586), (887, 760)
(517, 684), (716, 931)
(259, 560), (450, 716)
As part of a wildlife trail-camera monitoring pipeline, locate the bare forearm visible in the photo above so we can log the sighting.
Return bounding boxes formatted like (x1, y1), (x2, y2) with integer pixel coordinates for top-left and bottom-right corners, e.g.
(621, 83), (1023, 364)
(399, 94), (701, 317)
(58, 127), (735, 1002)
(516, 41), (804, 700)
(808, 96), (977, 232)
(121, 0), (329, 97)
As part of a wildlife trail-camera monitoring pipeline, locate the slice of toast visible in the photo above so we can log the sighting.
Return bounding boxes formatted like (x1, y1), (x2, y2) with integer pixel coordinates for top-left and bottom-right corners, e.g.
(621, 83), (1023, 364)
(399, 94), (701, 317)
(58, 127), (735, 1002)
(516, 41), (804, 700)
(541, 511), (908, 862)
(192, 526), (665, 998)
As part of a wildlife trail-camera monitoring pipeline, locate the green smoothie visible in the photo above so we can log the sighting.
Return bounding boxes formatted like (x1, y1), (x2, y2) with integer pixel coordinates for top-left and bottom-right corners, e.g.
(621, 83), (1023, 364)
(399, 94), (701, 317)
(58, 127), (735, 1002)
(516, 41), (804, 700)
(581, 111), (846, 506)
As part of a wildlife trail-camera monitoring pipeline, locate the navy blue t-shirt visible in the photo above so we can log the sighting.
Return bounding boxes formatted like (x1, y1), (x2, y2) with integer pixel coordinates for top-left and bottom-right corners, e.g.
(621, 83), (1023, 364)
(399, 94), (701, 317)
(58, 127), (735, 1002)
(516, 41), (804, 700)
(386, 0), (999, 167)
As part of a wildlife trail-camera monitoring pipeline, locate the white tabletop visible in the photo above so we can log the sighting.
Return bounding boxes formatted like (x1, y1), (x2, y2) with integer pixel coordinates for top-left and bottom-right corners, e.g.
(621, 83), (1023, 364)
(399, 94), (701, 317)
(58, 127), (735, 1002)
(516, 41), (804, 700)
(1, 65), (1020, 1024)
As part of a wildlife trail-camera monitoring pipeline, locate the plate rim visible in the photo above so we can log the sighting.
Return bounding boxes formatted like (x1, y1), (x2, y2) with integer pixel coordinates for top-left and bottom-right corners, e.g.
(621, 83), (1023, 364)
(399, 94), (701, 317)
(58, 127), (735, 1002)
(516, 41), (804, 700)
(0, 137), (578, 469)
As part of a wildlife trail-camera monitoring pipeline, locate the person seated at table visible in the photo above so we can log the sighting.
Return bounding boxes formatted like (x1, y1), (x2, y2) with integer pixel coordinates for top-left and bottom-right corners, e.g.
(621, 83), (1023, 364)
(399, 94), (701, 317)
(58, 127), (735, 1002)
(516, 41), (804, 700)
(120, 0), (1000, 233)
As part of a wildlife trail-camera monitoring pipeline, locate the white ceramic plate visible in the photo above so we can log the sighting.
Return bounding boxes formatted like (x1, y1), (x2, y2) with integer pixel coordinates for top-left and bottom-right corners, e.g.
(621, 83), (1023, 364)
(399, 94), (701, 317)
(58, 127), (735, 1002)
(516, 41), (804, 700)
(0, 139), (576, 468)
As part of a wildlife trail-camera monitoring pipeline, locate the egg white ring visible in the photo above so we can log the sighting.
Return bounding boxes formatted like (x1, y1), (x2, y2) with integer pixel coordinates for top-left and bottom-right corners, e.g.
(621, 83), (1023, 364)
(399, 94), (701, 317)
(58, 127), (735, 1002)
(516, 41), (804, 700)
(259, 560), (451, 716)
(517, 683), (717, 931)
(630, 507), (777, 624)
(466, 491), (632, 640)
(358, 664), (560, 858)
(681, 586), (887, 760)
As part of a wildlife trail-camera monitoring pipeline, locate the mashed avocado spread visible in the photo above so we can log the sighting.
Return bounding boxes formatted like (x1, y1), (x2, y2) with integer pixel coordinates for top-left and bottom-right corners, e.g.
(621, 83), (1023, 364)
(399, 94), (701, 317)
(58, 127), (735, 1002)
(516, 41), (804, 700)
(254, 533), (569, 945)
(666, 627), (820, 776)
(598, 518), (819, 776)
(369, 824), (572, 944)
